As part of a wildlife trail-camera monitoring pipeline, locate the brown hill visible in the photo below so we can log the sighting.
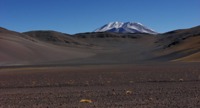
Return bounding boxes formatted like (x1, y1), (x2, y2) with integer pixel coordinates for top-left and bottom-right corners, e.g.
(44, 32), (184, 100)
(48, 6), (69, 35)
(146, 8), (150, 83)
(24, 31), (89, 46)
(154, 26), (200, 61)
(0, 28), (94, 66)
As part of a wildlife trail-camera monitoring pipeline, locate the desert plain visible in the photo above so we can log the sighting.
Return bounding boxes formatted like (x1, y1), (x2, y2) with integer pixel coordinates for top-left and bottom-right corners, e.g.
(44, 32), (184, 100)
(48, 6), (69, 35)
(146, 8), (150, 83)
(0, 26), (200, 107)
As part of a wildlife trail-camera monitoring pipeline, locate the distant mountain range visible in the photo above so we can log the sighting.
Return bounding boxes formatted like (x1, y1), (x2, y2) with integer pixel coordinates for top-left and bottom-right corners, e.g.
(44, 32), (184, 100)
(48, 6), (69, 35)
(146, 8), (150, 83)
(94, 22), (157, 34)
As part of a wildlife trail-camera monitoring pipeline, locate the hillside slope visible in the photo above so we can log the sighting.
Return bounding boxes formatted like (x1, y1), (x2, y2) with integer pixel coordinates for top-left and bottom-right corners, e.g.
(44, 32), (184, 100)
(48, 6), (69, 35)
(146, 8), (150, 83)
(0, 28), (94, 66)
(155, 26), (200, 61)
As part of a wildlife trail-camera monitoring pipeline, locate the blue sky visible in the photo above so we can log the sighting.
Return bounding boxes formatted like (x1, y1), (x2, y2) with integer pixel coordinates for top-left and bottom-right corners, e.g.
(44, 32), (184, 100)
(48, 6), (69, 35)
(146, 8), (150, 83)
(1, 0), (200, 34)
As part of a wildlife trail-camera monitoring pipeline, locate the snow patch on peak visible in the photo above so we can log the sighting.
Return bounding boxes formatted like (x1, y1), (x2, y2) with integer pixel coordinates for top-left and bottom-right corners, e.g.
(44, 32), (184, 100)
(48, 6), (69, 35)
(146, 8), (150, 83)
(107, 22), (124, 28)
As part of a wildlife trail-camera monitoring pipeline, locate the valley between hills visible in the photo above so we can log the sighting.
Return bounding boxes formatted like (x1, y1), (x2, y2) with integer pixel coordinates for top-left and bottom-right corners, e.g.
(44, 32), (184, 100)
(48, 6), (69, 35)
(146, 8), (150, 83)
(1, 25), (200, 66)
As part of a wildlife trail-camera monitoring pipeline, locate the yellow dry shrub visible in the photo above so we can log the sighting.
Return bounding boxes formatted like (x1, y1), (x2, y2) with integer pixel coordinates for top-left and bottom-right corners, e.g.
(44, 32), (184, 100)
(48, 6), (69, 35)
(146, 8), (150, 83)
(80, 99), (92, 103)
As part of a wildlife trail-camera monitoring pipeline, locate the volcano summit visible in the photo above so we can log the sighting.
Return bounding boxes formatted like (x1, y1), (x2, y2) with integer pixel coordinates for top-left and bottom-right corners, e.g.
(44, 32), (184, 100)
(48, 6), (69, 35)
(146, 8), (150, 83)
(94, 22), (157, 34)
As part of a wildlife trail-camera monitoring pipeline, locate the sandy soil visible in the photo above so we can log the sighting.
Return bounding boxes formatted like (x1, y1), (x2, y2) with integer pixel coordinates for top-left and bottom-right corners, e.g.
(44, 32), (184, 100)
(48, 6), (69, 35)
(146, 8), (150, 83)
(0, 63), (200, 108)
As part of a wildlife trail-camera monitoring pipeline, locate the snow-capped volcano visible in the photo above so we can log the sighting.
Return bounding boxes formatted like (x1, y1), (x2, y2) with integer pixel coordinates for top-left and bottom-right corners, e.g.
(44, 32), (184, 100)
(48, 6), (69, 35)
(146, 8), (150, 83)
(94, 22), (157, 34)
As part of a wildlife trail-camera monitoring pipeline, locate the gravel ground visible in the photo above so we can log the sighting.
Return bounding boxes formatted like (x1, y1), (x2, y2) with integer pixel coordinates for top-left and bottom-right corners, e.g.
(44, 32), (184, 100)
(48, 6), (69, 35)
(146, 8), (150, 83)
(0, 63), (200, 108)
